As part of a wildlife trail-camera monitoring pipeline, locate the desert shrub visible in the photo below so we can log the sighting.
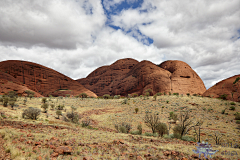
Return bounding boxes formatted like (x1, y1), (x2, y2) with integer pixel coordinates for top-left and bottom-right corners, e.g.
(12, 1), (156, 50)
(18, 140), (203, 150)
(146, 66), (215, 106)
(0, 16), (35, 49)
(168, 92), (171, 95)
(163, 134), (171, 139)
(235, 113), (240, 120)
(56, 110), (62, 119)
(41, 103), (49, 113)
(143, 113), (160, 133)
(163, 92), (166, 95)
(236, 120), (240, 124)
(181, 136), (196, 142)
(114, 95), (120, 99)
(219, 94), (228, 100)
(119, 126), (127, 133)
(122, 98), (128, 104)
(230, 102), (236, 105)
(193, 94), (198, 96)
(42, 98), (47, 103)
(144, 132), (158, 137)
(132, 93), (138, 97)
(153, 94), (157, 101)
(230, 106), (236, 111)
(145, 92), (150, 98)
(56, 105), (64, 110)
(221, 109), (226, 114)
(0, 97), (3, 103)
(169, 112), (174, 118)
(66, 108), (80, 124)
(50, 104), (55, 110)
(135, 108), (139, 113)
(156, 122), (167, 137)
(114, 122), (132, 133)
(130, 130), (141, 135)
(22, 107), (41, 120)
(186, 93), (190, 97)
(156, 92), (162, 96)
(79, 93), (88, 99)
(173, 125), (183, 139)
(103, 94), (110, 99)
(3, 97), (8, 107)
(173, 93), (179, 96)
(81, 117), (91, 127)
(137, 124), (142, 134)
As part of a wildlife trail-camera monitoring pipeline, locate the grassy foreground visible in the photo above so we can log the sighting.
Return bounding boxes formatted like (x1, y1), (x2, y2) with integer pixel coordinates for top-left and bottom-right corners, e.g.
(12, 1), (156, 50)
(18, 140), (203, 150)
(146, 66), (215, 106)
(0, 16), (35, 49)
(0, 94), (240, 159)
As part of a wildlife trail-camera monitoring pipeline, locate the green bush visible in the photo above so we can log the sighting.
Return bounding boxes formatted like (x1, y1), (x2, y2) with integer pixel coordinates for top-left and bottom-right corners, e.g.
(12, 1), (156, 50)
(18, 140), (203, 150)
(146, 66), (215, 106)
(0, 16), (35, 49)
(166, 100), (169, 103)
(42, 98), (47, 103)
(137, 124), (142, 134)
(114, 122), (132, 133)
(135, 108), (139, 113)
(130, 130), (141, 135)
(168, 92), (171, 95)
(103, 94), (111, 99)
(41, 103), (49, 113)
(156, 92), (162, 96)
(144, 132), (158, 137)
(230, 106), (235, 111)
(236, 120), (240, 124)
(173, 125), (182, 139)
(173, 93), (179, 96)
(221, 109), (226, 114)
(181, 136), (196, 142)
(122, 98), (128, 104)
(186, 93), (190, 97)
(114, 95), (120, 99)
(219, 94), (228, 100)
(56, 105), (64, 110)
(163, 134), (171, 139)
(156, 122), (167, 137)
(235, 113), (240, 120)
(230, 102), (236, 105)
(153, 94), (157, 101)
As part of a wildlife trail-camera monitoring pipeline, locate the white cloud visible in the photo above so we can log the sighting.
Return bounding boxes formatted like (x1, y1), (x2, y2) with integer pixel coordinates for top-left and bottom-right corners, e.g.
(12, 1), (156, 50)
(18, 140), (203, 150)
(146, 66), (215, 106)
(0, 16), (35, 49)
(0, 0), (106, 49)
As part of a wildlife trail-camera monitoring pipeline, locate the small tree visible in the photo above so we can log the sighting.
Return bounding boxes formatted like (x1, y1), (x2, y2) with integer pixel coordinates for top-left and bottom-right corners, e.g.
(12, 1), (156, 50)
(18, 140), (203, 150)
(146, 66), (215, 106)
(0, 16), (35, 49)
(143, 113), (160, 133)
(42, 98), (47, 104)
(145, 92), (150, 99)
(79, 93), (88, 100)
(153, 94), (157, 101)
(135, 108), (139, 113)
(137, 124), (142, 134)
(56, 110), (62, 119)
(41, 103), (49, 113)
(156, 122), (168, 137)
(145, 89), (153, 96)
(22, 107), (41, 120)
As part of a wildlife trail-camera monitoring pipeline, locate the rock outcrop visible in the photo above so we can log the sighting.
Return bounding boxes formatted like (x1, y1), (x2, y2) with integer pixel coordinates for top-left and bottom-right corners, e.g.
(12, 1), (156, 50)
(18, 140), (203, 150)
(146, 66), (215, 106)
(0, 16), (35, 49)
(77, 58), (206, 96)
(0, 71), (42, 97)
(0, 60), (97, 97)
(203, 75), (240, 102)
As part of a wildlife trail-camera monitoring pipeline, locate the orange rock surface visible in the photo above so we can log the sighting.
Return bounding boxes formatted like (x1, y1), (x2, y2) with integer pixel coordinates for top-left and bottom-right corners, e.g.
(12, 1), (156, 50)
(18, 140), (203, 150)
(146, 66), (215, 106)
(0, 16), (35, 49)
(78, 58), (206, 96)
(0, 60), (97, 97)
(203, 75), (240, 101)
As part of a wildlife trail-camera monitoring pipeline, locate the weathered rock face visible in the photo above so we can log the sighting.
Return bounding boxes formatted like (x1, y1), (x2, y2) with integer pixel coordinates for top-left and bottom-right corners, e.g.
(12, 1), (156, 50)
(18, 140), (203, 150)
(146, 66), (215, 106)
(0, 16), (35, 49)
(0, 60), (97, 97)
(203, 75), (240, 102)
(77, 58), (206, 96)
(78, 58), (139, 96)
(0, 71), (42, 97)
(159, 60), (206, 95)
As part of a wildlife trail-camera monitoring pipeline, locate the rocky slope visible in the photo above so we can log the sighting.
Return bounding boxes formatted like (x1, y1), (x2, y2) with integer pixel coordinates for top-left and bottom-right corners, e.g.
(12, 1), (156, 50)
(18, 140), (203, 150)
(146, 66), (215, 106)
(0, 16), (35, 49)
(0, 60), (97, 97)
(203, 75), (240, 101)
(77, 58), (206, 96)
(0, 71), (42, 97)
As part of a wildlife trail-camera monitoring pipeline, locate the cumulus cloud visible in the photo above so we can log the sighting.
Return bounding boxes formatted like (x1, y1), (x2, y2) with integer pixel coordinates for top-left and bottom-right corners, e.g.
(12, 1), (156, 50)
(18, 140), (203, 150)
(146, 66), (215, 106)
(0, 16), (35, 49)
(0, 0), (106, 49)
(0, 0), (239, 90)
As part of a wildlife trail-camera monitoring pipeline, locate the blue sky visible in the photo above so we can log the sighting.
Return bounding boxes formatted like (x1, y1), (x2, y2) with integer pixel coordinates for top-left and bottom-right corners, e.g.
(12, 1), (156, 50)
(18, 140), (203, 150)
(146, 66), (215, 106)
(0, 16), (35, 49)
(0, 0), (239, 89)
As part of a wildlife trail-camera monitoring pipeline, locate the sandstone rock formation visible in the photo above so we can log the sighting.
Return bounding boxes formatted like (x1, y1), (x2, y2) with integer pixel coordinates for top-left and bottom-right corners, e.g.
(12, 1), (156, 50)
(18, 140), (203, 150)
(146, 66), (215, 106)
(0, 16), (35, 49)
(0, 71), (42, 97)
(77, 58), (206, 96)
(0, 60), (97, 97)
(203, 75), (240, 102)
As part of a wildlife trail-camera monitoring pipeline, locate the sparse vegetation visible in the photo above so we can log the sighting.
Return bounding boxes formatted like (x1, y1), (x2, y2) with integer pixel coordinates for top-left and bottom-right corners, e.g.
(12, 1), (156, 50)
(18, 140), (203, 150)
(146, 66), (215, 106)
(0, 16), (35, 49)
(22, 107), (41, 120)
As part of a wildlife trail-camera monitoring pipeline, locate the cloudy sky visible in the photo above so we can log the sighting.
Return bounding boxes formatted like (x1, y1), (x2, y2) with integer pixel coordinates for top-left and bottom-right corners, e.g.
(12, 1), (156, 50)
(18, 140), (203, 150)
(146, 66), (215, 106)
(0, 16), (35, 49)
(0, 0), (239, 89)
